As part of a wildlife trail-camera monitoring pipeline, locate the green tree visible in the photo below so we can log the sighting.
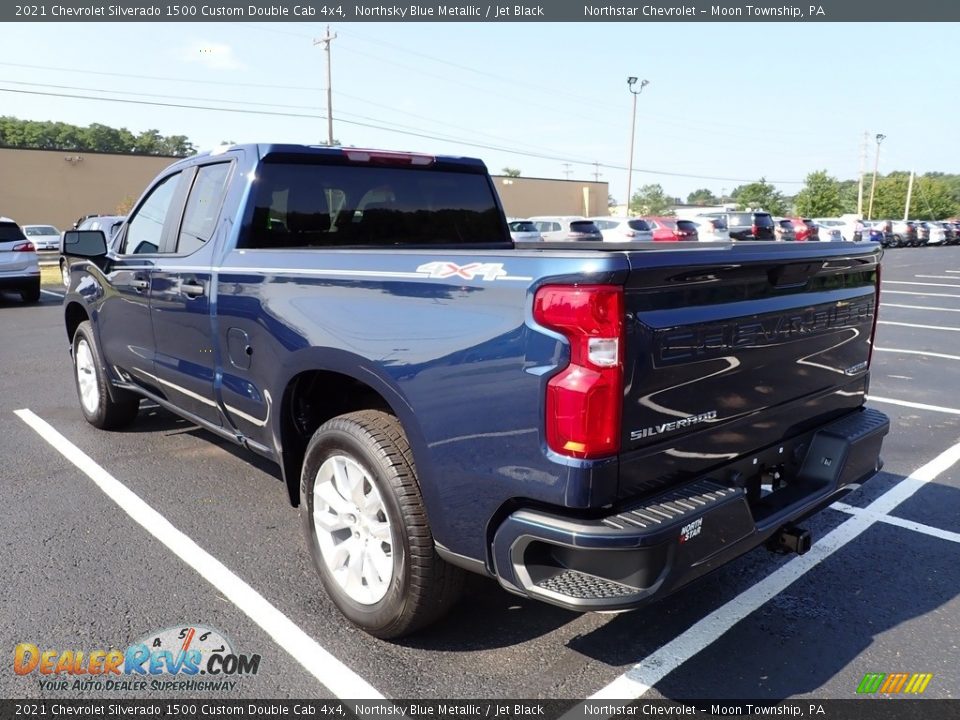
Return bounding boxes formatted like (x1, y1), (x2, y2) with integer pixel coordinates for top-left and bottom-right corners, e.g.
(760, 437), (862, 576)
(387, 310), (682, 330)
(794, 170), (843, 217)
(501, 167), (521, 178)
(732, 178), (786, 215)
(686, 188), (718, 206)
(0, 116), (195, 157)
(629, 184), (674, 215)
(608, 194), (617, 209)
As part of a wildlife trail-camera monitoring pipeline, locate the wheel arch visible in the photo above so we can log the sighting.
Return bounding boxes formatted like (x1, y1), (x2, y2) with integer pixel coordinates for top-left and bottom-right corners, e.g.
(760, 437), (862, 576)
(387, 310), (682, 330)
(271, 353), (427, 509)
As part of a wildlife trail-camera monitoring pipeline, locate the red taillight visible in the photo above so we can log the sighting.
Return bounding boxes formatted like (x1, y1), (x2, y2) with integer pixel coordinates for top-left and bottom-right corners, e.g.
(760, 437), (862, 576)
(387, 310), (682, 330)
(533, 285), (623, 459)
(12, 241), (35, 252)
(751, 224), (759, 236)
(868, 263), (881, 367)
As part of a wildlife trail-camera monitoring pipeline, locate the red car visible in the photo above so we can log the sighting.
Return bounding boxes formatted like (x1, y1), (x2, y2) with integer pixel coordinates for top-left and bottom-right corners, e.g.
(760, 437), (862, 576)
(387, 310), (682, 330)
(789, 217), (820, 242)
(644, 217), (700, 242)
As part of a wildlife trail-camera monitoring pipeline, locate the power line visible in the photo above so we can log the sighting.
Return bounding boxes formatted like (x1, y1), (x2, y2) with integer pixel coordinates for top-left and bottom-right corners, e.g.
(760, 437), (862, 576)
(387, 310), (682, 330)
(0, 84), (806, 184)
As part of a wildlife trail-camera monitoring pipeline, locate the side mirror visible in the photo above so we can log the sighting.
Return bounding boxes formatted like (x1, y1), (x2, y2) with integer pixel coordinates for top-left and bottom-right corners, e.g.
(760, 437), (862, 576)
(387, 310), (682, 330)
(62, 230), (107, 258)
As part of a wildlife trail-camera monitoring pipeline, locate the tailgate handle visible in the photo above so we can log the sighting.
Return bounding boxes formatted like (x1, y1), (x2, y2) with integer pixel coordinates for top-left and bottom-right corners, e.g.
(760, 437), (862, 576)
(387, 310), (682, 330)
(768, 262), (820, 288)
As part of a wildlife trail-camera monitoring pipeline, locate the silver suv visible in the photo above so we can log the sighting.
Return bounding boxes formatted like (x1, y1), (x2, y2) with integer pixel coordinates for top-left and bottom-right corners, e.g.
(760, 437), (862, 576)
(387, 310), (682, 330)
(528, 216), (602, 242)
(589, 216), (654, 242)
(0, 217), (41, 303)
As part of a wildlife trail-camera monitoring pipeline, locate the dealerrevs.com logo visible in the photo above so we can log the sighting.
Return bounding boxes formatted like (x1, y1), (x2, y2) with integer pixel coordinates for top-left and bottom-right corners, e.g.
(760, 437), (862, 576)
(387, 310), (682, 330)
(14, 625), (261, 692)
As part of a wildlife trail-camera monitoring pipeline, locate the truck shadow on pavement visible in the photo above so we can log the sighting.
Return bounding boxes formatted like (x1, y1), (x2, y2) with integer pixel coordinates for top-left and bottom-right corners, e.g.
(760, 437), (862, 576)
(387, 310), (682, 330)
(562, 473), (960, 699)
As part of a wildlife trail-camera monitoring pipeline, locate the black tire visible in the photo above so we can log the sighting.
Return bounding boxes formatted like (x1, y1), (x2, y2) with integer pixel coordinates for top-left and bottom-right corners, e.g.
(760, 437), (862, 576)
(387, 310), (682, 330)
(301, 410), (464, 639)
(20, 280), (40, 303)
(72, 321), (140, 430)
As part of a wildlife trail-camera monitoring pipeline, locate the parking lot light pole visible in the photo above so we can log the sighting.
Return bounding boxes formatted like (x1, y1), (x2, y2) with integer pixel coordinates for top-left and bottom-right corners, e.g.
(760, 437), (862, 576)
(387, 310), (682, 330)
(867, 133), (885, 221)
(625, 77), (649, 217)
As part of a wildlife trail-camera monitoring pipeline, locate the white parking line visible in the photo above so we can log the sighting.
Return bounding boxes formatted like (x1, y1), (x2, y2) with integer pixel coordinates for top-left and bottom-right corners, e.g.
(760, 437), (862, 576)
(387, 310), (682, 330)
(884, 281), (960, 288)
(14, 408), (385, 700)
(875, 348), (960, 362)
(915, 275), (960, 280)
(866, 396), (960, 416)
(884, 290), (960, 299)
(587, 441), (960, 701)
(831, 502), (960, 545)
(877, 321), (960, 332)
(881, 303), (960, 313)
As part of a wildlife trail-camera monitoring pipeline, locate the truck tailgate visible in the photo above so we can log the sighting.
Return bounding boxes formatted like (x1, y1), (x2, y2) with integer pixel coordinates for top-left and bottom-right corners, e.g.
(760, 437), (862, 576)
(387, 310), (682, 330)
(619, 244), (881, 499)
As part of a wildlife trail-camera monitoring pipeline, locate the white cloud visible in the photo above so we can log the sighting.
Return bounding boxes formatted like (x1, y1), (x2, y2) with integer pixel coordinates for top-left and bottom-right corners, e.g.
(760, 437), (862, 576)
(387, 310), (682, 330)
(177, 40), (245, 71)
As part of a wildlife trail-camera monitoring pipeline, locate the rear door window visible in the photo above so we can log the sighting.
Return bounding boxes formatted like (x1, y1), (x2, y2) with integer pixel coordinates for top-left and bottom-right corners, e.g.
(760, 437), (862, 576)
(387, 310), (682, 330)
(754, 214), (775, 228)
(627, 219), (651, 231)
(177, 163), (232, 255)
(0, 222), (26, 243)
(676, 221), (698, 233)
(727, 213), (752, 226)
(569, 221), (599, 234)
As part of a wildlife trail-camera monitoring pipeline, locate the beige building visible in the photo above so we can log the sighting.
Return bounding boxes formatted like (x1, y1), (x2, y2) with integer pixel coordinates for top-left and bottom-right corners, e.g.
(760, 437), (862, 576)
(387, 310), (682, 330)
(0, 147), (179, 229)
(0, 147), (609, 229)
(492, 176), (609, 219)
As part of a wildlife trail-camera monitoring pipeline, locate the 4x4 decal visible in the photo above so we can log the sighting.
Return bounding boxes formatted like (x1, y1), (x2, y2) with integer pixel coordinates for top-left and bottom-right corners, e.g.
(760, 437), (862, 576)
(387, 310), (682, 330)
(416, 261), (531, 282)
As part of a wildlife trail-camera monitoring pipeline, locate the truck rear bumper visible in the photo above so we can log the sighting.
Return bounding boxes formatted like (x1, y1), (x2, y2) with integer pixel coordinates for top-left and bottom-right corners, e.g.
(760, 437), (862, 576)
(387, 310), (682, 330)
(491, 407), (889, 611)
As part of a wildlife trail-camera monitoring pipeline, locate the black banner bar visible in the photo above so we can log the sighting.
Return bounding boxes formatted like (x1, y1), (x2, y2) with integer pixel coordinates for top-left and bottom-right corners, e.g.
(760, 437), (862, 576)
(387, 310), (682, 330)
(3, 700), (960, 720)
(4, 0), (960, 23)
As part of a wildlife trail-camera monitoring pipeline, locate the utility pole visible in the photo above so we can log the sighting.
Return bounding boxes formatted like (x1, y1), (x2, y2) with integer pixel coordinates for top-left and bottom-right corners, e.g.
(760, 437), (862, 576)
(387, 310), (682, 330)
(314, 26), (337, 146)
(857, 130), (868, 217)
(904, 170), (915, 221)
(561, 163), (572, 180)
(625, 77), (649, 216)
(592, 162), (602, 182)
(867, 133), (885, 221)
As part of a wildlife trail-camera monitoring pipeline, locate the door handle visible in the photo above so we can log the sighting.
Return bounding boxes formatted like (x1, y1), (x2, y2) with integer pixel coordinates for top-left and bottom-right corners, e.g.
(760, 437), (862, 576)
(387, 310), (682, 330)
(181, 282), (205, 298)
(130, 279), (149, 291)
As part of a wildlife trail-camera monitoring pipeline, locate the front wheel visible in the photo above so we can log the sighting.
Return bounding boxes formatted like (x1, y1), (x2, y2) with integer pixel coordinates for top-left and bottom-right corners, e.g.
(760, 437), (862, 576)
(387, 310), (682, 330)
(72, 321), (141, 429)
(301, 410), (464, 638)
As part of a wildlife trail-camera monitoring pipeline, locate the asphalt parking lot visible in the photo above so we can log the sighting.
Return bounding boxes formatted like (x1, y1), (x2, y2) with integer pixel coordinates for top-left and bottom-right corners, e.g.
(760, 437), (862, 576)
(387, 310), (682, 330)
(2, 246), (959, 703)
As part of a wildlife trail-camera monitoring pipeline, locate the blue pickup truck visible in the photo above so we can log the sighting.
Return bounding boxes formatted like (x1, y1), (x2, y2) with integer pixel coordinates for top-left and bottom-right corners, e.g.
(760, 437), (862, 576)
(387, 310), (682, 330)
(61, 144), (889, 638)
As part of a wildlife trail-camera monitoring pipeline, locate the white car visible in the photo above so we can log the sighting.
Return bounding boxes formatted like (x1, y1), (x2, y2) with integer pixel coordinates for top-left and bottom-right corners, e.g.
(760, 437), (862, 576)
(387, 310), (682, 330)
(0, 217), (41, 303)
(692, 216), (730, 242)
(528, 216), (603, 242)
(589, 216), (654, 242)
(23, 224), (62, 251)
(814, 218), (855, 242)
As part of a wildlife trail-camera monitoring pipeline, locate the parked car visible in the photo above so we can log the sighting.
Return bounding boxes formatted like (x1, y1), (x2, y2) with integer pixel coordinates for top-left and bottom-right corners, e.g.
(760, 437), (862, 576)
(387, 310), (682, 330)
(817, 224), (843, 242)
(644, 217), (699, 242)
(58, 143), (889, 638)
(860, 223), (885, 243)
(871, 220), (895, 247)
(0, 217), (41, 303)
(789, 218), (820, 242)
(721, 211), (776, 241)
(589, 216), (654, 242)
(22, 224), (61, 251)
(507, 219), (543, 242)
(919, 221), (947, 246)
(948, 222), (960, 245)
(692, 216), (729, 242)
(62, 215), (126, 286)
(528, 216), (602, 242)
(774, 218), (797, 242)
(891, 220), (918, 247)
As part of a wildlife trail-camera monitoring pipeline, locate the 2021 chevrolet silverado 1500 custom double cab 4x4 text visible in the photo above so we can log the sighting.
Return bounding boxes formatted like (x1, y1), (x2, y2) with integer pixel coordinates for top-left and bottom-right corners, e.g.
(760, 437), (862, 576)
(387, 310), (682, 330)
(61, 144), (889, 638)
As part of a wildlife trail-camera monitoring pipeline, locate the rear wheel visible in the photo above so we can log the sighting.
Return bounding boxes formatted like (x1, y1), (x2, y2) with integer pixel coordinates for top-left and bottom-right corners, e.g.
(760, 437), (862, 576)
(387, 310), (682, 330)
(301, 410), (464, 638)
(20, 280), (40, 303)
(72, 321), (140, 429)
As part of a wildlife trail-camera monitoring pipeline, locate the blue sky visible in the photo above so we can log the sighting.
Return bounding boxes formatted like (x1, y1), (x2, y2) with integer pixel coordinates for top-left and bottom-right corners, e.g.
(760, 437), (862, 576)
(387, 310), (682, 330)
(4, 21), (958, 202)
